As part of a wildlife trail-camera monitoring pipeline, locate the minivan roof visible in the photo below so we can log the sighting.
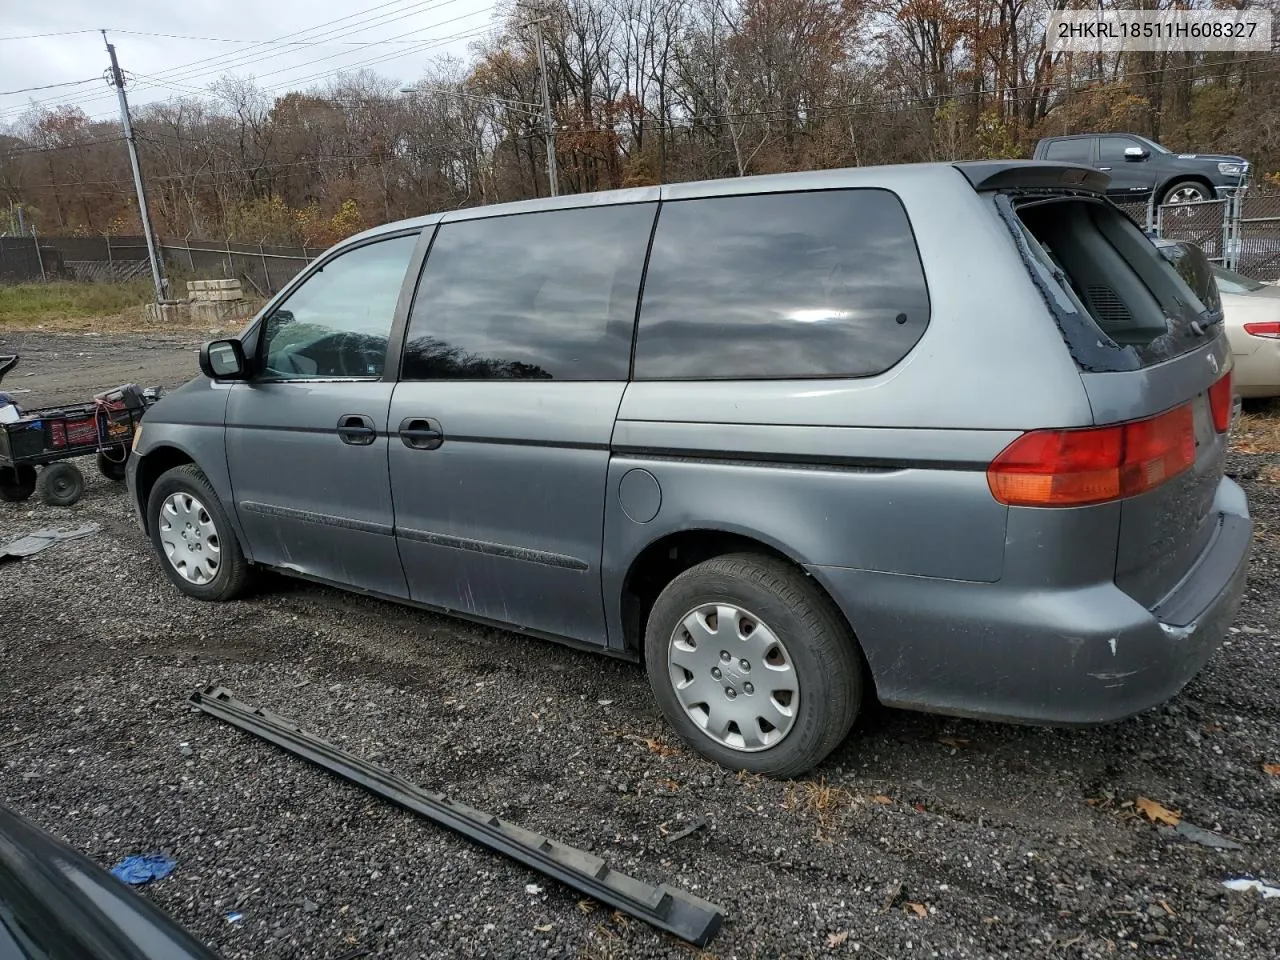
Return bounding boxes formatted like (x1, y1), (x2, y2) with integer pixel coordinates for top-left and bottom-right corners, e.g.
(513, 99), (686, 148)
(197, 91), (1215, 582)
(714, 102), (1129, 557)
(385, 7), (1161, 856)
(340, 159), (1110, 246)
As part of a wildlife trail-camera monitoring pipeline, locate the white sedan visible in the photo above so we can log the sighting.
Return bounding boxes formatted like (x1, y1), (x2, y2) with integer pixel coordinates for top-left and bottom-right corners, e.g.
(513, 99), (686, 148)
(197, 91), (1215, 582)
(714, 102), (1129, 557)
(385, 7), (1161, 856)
(1214, 263), (1280, 398)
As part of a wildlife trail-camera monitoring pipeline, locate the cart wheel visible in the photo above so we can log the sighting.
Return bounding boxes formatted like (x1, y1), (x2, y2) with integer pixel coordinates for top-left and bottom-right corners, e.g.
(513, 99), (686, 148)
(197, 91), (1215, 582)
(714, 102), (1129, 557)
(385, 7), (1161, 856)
(0, 465), (37, 502)
(37, 462), (86, 507)
(97, 448), (129, 482)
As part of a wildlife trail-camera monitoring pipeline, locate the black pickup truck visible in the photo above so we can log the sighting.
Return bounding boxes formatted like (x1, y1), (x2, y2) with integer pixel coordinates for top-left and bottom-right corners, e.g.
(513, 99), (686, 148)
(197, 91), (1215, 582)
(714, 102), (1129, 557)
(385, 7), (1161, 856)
(1032, 133), (1249, 206)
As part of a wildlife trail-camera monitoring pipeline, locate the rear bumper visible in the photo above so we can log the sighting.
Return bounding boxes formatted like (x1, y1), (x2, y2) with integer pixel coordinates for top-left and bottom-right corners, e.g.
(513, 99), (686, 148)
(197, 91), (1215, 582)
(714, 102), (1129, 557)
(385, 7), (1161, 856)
(808, 479), (1251, 725)
(1232, 339), (1280, 398)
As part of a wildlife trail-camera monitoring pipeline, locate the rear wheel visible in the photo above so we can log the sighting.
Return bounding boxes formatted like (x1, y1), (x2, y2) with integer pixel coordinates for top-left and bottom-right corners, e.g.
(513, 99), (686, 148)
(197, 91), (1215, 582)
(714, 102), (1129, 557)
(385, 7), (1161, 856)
(97, 448), (129, 482)
(0, 465), (36, 502)
(644, 553), (863, 778)
(147, 464), (251, 601)
(37, 462), (85, 506)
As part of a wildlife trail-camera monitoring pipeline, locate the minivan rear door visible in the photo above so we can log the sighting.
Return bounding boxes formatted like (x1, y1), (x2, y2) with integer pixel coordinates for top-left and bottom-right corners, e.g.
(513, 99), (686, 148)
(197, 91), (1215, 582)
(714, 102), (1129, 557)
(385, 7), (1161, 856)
(986, 171), (1237, 611)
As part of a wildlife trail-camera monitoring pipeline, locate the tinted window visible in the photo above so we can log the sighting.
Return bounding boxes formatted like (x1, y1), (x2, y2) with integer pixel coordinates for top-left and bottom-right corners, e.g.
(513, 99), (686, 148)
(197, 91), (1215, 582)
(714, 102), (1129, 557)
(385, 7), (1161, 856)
(1098, 136), (1141, 161)
(1045, 138), (1093, 163)
(258, 234), (417, 380)
(401, 205), (656, 381)
(634, 190), (930, 380)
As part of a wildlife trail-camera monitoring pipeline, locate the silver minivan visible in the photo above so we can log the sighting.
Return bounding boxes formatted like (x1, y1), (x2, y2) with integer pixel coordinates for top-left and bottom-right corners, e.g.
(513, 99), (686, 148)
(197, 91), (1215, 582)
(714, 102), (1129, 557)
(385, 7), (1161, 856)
(128, 160), (1251, 777)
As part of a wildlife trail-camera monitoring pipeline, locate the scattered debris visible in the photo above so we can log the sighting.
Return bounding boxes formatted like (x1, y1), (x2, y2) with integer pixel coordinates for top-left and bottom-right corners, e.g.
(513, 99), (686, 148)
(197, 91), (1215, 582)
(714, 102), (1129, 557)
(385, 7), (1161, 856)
(869, 795), (893, 805)
(880, 880), (904, 911)
(109, 853), (175, 885)
(597, 699), (614, 706)
(1263, 762), (1280, 776)
(905, 902), (928, 918)
(626, 734), (679, 758)
(226, 912), (244, 923)
(1223, 878), (1280, 899)
(663, 816), (707, 844)
(827, 931), (850, 948)
(1135, 796), (1181, 827)
(525, 883), (543, 895)
(534, 924), (553, 933)
(0, 524), (99, 563)
(936, 736), (971, 749)
(1161, 821), (1244, 851)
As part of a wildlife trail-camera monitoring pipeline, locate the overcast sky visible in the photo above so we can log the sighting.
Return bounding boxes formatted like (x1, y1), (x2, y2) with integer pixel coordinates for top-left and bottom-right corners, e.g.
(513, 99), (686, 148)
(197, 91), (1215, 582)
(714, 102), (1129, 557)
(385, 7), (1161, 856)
(0, 0), (501, 129)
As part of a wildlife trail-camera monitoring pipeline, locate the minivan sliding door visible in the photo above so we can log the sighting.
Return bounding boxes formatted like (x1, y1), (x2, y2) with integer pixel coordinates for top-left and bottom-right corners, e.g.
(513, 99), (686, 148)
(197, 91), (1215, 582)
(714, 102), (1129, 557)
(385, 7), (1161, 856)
(387, 202), (658, 646)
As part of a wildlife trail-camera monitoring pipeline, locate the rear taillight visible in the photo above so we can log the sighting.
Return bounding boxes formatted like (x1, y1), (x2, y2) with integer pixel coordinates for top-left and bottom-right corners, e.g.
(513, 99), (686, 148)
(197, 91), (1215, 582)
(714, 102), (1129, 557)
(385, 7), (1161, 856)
(1243, 321), (1280, 339)
(988, 404), (1195, 507)
(1208, 370), (1233, 433)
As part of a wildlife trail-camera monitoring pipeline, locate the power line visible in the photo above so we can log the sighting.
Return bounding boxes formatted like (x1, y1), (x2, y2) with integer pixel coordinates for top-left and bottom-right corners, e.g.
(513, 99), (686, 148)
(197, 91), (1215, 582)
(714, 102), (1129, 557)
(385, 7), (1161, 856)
(0, 29), (97, 41)
(2, 136), (125, 159)
(0, 0), (465, 120)
(110, 28), (466, 46)
(0, 78), (99, 96)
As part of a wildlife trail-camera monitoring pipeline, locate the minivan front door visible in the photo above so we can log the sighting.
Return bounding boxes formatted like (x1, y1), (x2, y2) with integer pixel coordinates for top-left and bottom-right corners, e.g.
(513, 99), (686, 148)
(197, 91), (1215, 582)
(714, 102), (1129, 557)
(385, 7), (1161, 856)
(226, 231), (422, 596)
(387, 202), (658, 646)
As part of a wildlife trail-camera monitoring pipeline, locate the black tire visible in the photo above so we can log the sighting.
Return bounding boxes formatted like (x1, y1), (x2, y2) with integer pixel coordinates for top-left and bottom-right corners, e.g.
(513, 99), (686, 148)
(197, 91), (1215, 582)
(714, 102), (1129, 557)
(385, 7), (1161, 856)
(37, 462), (85, 506)
(1160, 180), (1212, 207)
(97, 448), (129, 482)
(0, 465), (37, 502)
(146, 464), (251, 601)
(644, 552), (863, 779)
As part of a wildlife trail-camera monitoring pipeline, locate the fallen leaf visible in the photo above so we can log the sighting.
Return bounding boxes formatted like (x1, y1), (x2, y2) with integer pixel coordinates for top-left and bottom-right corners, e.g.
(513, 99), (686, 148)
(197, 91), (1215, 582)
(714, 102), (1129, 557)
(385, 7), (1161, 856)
(905, 902), (928, 918)
(657, 778), (680, 791)
(1136, 796), (1181, 827)
(1160, 900), (1176, 917)
(827, 931), (849, 948)
(1263, 763), (1280, 776)
(576, 899), (595, 914)
(870, 794), (893, 805)
(534, 924), (553, 933)
(914, 803), (927, 813)
(627, 734), (679, 758)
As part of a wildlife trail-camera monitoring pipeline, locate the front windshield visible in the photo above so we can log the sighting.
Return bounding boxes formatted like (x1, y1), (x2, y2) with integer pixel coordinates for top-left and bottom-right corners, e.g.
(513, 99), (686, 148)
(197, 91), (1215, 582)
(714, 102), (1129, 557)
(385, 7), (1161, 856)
(1138, 136), (1170, 155)
(1212, 263), (1267, 295)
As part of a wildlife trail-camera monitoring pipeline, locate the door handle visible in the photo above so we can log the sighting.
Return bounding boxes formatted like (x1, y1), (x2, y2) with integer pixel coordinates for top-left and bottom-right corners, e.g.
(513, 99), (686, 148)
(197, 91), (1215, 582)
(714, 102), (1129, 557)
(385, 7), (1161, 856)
(337, 414), (377, 446)
(399, 417), (444, 451)
(1098, 166), (1111, 171)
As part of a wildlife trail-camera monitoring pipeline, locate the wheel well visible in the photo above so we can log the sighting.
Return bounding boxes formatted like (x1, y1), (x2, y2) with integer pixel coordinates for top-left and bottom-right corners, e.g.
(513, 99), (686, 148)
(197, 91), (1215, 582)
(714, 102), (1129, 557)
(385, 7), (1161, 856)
(620, 530), (848, 655)
(133, 446), (194, 530)
(1159, 175), (1215, 202)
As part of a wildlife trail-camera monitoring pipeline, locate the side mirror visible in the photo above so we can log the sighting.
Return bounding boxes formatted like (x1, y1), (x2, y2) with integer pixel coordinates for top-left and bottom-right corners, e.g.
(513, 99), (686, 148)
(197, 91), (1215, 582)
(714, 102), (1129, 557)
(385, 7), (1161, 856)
(200, 339), (248, 380)
(1124, 146), (1149, 161)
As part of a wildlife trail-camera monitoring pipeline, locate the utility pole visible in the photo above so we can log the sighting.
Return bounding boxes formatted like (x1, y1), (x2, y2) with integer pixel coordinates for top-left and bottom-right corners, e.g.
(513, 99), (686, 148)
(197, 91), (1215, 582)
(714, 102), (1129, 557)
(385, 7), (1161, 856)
(103, 31), (166, 304)
(520, 2), (558, 197)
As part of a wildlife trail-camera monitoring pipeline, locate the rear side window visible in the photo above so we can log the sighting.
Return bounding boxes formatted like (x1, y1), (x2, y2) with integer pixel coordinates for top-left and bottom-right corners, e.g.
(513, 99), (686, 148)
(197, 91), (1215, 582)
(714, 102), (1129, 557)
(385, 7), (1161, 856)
(401, 204), (656, 381)
(634, 189), (930, 380)
(1044, 139), (1093, 163)
(1012, 197), (1219, 368)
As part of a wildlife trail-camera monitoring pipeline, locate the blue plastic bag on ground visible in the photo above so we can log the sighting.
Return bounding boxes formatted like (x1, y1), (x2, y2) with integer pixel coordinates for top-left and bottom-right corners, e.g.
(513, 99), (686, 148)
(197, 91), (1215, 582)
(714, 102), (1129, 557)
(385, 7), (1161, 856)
(110, 854), (176, 885)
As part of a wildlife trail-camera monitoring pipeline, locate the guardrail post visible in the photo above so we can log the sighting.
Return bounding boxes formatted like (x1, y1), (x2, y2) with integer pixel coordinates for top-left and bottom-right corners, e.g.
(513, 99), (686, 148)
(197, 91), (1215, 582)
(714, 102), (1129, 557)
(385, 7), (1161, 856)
(104, 231), (113, 264)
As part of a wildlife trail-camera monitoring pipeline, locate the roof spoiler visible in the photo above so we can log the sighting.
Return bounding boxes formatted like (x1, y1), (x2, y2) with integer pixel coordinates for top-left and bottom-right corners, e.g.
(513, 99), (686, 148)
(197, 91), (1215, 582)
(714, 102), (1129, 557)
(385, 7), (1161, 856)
(954, 160), (1110, 195)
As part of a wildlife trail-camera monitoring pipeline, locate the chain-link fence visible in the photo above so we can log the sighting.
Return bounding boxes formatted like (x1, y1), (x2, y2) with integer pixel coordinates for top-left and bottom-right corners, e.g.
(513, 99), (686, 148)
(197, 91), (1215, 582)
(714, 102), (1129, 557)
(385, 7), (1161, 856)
(0, 233), (319, 294)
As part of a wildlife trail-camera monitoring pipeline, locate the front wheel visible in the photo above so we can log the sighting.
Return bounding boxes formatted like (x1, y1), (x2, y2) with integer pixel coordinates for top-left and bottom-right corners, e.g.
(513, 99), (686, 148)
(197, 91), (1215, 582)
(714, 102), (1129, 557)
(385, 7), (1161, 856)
(1161, 180), (1212, 207)
(0, 465), (36, 502)
(644, 553), (863, 778)
(147, 464), (251, 601)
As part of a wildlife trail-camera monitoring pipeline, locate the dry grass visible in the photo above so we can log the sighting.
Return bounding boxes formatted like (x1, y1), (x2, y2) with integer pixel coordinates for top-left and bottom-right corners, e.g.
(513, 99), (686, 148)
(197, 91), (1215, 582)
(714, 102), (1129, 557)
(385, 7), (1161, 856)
(1232, 405), (1280, 456)
(0, 281), (262, 332)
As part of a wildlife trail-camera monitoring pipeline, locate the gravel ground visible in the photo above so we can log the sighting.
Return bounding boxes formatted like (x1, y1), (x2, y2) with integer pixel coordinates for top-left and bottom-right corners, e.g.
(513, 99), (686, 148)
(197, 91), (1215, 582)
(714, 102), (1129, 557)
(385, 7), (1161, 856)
(3, 331), (1280, 960)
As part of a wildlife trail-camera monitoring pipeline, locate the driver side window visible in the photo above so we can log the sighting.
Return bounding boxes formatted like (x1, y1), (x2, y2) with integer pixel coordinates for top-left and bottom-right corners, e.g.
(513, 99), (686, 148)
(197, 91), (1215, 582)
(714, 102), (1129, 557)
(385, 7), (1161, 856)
(259, 233), (418, 380)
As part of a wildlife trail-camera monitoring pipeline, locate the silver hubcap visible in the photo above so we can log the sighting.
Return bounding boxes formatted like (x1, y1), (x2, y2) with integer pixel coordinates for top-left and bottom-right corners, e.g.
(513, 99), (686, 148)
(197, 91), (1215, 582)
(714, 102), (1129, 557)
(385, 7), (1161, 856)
(158, 492), (221, 584)
(1167, 186), (1206, 204)
(667, 603), (800, 752)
